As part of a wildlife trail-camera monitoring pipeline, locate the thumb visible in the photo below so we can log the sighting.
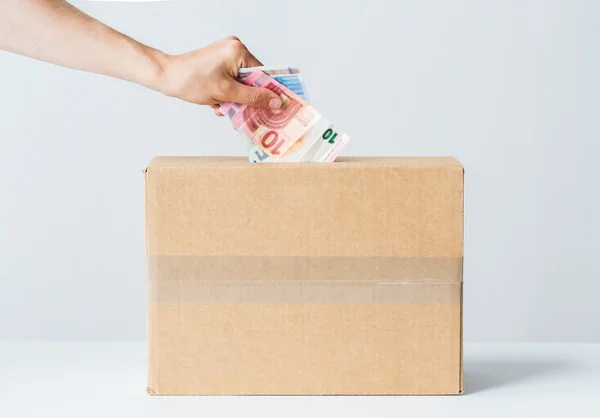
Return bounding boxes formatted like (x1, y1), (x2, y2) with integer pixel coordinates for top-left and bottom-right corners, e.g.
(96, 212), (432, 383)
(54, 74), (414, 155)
(227, 82), (282, 109)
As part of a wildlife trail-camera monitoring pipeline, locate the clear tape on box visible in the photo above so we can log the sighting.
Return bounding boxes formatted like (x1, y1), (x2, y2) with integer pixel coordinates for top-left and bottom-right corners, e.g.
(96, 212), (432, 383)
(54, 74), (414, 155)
(148, 256), (463, 304)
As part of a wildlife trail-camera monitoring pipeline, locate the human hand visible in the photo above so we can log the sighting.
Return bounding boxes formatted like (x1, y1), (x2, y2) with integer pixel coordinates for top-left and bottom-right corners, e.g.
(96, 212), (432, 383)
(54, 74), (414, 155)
(153, 36), (281, 113)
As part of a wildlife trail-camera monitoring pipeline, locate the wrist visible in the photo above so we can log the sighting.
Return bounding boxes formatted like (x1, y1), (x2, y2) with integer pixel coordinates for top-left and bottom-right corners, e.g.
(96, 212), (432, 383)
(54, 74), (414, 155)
(135, 45), (173, 95)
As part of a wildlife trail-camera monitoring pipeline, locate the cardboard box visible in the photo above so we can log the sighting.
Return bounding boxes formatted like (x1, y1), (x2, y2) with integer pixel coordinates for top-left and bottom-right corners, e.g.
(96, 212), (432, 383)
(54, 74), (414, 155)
(145, 156), (464, 395)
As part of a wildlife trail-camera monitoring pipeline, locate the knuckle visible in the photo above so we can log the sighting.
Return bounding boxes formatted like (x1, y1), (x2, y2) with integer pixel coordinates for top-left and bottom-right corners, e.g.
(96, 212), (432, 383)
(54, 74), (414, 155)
(248, 92), (262, 105)
(227, 39), (246, 56)
(226, 35), (241, 42)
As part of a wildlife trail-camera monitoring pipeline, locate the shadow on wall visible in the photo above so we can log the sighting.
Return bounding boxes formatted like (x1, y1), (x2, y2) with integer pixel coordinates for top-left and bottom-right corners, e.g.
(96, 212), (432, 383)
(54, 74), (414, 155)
(464, 358), (570, 394)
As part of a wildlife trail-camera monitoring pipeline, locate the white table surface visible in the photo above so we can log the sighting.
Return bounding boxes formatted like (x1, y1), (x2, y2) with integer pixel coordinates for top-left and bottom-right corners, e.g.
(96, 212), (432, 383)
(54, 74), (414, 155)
(1, 342), (598, 417)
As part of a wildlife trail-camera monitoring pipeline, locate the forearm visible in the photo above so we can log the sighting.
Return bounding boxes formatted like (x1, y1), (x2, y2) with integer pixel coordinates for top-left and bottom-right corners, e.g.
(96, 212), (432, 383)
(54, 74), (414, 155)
(0, 1), (279, 108)
(0, 0), (167, 89)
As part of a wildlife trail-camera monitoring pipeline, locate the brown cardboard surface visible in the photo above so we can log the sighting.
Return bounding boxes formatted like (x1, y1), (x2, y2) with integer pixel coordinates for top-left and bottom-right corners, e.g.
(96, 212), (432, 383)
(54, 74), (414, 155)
(145, 156), (464, 395)
(148, 303), (461, 395)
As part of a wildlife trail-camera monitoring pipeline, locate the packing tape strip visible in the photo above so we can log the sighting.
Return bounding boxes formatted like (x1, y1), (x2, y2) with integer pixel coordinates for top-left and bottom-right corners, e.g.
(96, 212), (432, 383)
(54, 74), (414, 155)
(148, 256), (462, 304)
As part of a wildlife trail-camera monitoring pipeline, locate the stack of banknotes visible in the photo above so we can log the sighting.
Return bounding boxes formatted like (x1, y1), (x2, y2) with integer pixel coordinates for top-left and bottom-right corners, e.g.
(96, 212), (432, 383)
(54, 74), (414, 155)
(219, 66), (350, 163)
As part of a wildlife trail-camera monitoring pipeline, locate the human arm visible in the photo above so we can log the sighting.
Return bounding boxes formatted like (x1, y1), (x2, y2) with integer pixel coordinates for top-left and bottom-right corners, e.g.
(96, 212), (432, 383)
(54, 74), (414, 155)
(0, 0), (282, 109)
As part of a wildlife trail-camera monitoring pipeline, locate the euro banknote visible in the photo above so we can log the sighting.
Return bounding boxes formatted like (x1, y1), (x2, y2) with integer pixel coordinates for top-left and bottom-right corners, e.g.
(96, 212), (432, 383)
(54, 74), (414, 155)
(238, 66), (310, 102)
(238, 66), (313, 160)
(220, 70), (321, 160)
(221, 67), (350, 162)
(248, 121), (350, 163)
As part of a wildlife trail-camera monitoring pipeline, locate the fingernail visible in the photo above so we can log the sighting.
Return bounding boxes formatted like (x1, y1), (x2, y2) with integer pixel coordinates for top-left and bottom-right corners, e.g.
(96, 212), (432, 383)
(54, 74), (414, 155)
(269, 98), (282, 109)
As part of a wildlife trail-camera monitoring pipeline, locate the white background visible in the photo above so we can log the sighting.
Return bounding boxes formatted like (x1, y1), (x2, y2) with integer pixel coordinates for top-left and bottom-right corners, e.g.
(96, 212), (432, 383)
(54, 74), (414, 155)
(0, 0), (598, 342)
